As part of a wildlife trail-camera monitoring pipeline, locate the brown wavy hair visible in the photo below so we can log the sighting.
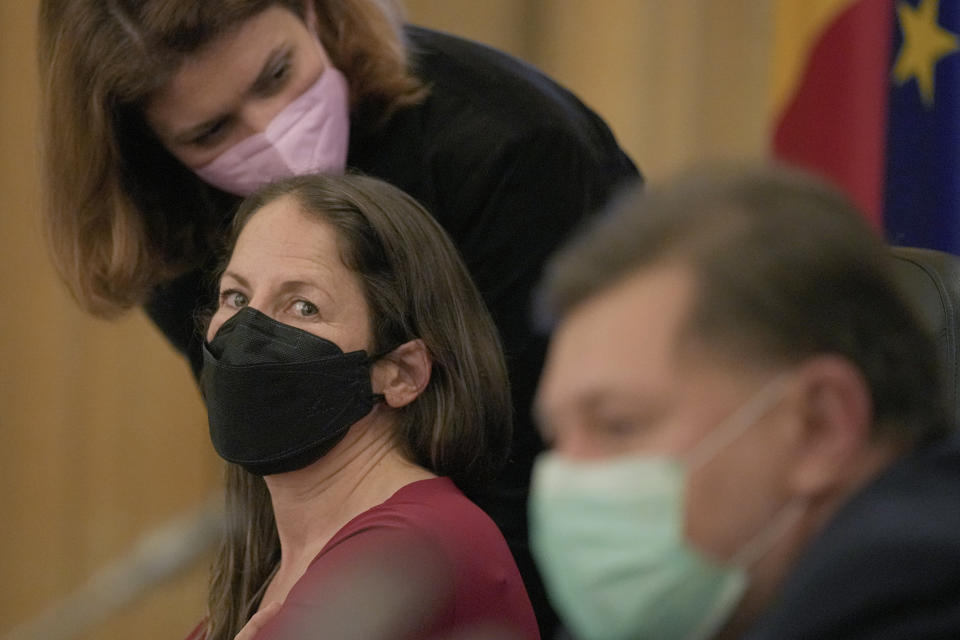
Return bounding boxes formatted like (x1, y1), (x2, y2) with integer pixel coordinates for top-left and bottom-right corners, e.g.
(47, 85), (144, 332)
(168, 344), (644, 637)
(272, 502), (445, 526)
(204, 174), (512, 639)
(37, 0), (425, 317)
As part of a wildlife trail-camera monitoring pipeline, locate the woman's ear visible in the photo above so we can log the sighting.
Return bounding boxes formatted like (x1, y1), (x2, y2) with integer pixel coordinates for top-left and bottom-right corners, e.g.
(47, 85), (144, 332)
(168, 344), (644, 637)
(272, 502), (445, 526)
(373, 339), (432, 408)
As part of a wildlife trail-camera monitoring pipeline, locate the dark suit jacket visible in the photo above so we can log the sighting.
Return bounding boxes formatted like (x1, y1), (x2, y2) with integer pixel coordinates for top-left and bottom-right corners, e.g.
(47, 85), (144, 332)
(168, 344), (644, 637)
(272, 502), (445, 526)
(744, 431), (960, 639)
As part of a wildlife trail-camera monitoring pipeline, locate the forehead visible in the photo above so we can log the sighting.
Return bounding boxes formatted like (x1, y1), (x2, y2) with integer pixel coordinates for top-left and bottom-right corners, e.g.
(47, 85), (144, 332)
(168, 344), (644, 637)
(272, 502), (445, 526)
(539, 264), (697, 410)
(146, 6), (306, 128)
(230, 195), (342, 270)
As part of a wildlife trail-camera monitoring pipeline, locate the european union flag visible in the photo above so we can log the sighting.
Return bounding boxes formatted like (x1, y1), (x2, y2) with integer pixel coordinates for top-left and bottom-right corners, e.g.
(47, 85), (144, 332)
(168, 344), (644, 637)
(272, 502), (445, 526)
(772, 0), (960, 253)
(885, 0), (960, 252)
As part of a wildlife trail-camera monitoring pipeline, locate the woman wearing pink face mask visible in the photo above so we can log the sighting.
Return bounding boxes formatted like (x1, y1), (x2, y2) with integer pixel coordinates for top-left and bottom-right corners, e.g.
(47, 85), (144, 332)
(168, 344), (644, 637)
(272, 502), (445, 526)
(37, 2), (639, 636)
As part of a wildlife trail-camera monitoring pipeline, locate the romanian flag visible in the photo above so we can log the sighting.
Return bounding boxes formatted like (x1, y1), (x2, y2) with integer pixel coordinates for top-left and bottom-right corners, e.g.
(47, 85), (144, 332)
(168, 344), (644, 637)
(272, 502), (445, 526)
(771, 0), (960, 253)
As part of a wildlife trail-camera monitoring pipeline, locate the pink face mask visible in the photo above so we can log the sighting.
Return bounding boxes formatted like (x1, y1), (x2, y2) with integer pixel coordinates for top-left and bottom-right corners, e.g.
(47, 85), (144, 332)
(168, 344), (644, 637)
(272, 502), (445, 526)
(194, 66), (350, 196)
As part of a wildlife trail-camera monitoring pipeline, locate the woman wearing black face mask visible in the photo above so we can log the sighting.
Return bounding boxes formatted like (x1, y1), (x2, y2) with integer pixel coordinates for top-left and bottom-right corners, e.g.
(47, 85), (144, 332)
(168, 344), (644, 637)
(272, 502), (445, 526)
(38, 5), (639, 632)
(189, 174), (537, 640)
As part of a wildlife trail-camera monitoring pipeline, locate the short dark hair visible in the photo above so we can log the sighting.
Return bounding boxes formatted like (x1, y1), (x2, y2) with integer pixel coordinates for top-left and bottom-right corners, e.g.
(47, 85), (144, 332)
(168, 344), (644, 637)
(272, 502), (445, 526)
(538, 165), (951, 443)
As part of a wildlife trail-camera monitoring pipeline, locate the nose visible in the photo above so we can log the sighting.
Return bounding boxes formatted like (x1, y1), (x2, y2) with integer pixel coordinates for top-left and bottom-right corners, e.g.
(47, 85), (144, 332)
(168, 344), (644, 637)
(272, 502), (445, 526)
(245, 299), (276, 320)
(235, 98), (288, 136)
(207, 300), (275, 342)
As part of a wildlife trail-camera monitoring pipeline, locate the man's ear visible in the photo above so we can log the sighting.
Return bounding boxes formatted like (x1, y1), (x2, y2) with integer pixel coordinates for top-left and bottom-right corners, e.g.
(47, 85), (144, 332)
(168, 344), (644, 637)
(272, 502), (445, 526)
(373, 339), (432, 409)
(785, 355), (873, 497)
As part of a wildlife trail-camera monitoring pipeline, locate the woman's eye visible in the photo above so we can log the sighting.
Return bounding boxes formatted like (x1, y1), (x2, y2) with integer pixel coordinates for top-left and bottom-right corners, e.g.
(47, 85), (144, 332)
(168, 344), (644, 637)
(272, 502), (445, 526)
(256, 56), (292, 95)
(292, 300), (318, 317)
(271, 59), (290, 82)
(191, 119), (228, 147)
(222, 290), (248, 309)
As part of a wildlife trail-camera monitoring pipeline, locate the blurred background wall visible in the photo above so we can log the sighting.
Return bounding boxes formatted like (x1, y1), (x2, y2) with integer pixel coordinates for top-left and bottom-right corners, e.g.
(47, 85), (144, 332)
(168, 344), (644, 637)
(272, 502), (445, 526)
(0, 2), (774, 638)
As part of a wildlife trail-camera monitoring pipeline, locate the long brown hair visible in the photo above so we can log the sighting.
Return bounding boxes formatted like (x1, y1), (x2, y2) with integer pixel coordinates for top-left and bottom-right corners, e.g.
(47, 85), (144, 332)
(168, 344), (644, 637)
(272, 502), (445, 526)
(36, 0), (425, 317)
(205, 174), (512, 639)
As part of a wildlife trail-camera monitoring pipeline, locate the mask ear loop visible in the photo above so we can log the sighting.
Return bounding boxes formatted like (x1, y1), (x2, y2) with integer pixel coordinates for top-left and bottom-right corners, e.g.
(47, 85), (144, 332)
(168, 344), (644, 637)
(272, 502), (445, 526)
(364, 343), (406, 405)
(685, 373), (794, 471)
(730, 498), (807, 569)
(684, 373), (807, 571)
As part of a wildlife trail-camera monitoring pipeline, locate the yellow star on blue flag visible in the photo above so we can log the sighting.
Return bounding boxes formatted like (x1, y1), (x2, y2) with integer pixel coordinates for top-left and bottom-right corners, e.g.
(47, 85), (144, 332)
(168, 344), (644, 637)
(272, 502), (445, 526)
(887, 0), (960, 253)
(892, 0), (959, 105)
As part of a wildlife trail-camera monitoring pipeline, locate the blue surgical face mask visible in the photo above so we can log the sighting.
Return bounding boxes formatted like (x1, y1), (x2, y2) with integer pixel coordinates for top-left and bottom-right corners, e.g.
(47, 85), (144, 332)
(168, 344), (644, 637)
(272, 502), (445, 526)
(529, 376), (801, 640)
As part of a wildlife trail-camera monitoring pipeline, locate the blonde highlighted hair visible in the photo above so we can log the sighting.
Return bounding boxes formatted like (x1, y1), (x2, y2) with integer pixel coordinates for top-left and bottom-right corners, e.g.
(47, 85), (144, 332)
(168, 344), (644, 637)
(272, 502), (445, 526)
(37, 0), (425, 316)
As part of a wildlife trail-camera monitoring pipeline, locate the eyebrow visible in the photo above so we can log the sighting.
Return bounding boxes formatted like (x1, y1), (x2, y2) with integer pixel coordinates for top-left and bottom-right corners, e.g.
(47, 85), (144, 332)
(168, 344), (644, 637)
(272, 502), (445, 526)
(536, 387), (660, 429)
(219, 270), (251, 291)
(220, 272), (335, 304)
(171, 108), (233, 146)
(170, 44), (293, 144)
(276, 279), (327, 296)
(249, 45), (293, 95)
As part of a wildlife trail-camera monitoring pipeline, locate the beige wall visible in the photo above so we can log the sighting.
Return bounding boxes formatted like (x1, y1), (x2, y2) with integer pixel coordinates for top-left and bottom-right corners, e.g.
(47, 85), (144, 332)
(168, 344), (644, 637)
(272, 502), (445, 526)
(0, 2), (773, 637)
(404, 0), (775, 178)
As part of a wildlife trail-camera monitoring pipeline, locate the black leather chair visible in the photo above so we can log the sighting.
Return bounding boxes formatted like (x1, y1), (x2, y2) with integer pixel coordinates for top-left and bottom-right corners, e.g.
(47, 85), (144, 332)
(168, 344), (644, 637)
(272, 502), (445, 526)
(890, 246), (960, 426)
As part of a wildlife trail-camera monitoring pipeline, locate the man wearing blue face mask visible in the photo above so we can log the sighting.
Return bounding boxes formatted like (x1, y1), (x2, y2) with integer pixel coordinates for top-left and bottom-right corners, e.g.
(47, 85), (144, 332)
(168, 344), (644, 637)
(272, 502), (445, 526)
(529, 166), (960, 640)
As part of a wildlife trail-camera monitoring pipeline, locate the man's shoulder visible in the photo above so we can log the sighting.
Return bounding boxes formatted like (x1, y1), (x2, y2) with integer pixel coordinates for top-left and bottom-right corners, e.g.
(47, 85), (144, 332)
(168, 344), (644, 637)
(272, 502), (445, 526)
(747, 433), (960, 639)
(824, 431), (960, 557)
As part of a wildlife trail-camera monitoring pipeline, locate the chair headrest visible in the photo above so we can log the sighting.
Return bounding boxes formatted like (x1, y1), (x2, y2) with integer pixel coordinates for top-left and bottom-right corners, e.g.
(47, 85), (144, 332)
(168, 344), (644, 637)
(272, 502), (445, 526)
(890, 246), (960, 426)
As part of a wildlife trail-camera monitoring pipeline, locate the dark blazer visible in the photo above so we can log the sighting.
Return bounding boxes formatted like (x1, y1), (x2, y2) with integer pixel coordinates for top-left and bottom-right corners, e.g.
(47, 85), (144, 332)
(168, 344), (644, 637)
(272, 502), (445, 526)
(744, 431), (960, 639)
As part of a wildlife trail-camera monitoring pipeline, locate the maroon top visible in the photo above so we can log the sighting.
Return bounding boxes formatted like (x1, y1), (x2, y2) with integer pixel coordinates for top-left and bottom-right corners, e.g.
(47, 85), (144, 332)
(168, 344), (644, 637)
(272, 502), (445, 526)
(186, 477), (539, 640)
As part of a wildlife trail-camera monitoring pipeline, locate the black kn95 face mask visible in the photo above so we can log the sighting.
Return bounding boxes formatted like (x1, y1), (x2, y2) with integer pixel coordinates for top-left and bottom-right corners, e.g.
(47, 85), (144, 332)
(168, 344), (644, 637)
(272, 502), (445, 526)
(200, 306), (383, 476)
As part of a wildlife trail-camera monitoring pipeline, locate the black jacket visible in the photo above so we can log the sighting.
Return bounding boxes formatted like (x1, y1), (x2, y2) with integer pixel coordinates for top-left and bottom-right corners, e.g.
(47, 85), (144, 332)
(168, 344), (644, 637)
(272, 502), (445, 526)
(743, 432), (960, 639)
